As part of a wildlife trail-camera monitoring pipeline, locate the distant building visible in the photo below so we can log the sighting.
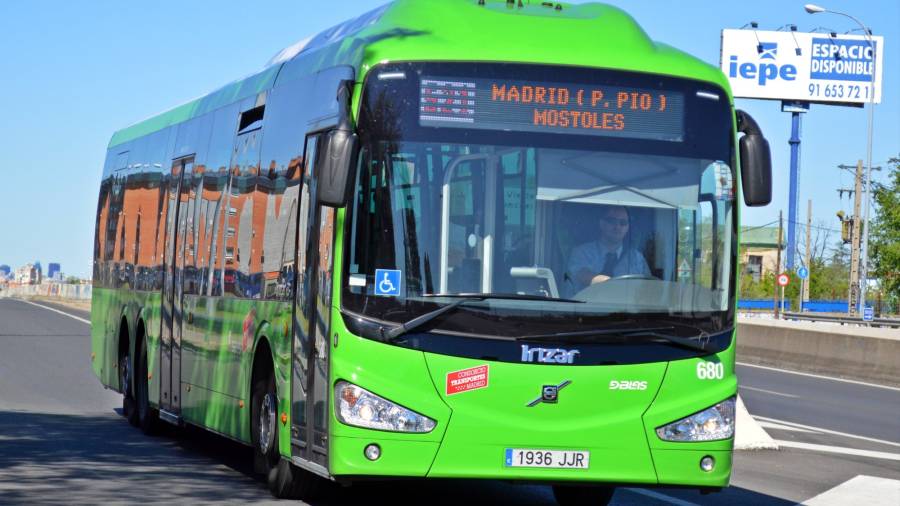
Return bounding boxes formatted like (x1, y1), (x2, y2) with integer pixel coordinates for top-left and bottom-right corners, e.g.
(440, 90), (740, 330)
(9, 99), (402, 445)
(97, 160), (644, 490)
(0, 265), (10, 279)
(48, 263), (61, 280)
(740, 227), (783, 282)
(15, 264), (39, 285)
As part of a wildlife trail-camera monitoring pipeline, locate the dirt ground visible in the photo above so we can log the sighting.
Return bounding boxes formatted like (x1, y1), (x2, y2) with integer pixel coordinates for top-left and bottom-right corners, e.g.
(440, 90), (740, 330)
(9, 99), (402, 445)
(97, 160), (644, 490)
(28, 296), (91, 312)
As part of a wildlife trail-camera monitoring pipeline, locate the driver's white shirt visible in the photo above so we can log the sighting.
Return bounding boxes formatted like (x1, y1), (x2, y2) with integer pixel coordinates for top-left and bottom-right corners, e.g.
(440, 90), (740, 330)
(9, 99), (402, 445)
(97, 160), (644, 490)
(565, 240), (651, 295)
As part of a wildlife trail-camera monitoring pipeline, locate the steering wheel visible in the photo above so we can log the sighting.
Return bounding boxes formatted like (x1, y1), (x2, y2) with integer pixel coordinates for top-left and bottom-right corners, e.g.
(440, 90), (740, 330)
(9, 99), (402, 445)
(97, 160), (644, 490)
(608, 274), (658, 281)
(573, 274), (659, 301)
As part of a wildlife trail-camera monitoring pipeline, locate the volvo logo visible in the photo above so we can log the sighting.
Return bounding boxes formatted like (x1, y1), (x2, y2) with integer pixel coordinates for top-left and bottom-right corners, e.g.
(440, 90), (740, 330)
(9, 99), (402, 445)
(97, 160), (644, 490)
(527, 380), (571, 407)
(520, 344), (580, 364)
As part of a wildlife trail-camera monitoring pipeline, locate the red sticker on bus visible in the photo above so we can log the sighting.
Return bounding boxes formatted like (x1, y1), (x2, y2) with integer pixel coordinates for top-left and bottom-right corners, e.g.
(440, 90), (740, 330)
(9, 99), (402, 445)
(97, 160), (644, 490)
(446, 365), (489, 395)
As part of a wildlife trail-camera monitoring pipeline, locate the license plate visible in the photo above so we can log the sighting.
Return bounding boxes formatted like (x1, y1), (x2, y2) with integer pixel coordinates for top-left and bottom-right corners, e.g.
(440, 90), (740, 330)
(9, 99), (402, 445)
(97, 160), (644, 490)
(504, 448), (590, 469)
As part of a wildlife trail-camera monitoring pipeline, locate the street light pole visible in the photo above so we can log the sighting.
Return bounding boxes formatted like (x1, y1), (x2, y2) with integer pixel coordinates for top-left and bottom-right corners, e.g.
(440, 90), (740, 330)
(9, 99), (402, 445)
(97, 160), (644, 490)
(804, 4), (877, 314)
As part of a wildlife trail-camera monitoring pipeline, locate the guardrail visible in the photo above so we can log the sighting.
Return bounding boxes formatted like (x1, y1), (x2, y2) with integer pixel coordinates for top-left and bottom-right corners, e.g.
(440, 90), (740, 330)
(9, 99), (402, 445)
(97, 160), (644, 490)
(781, 311), (900, 329)
(738, 316), (900, 387)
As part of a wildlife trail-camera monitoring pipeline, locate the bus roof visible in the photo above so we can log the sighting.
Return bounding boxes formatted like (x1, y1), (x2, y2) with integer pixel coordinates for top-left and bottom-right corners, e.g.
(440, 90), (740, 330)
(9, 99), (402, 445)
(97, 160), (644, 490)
(109, 0), (730, 149)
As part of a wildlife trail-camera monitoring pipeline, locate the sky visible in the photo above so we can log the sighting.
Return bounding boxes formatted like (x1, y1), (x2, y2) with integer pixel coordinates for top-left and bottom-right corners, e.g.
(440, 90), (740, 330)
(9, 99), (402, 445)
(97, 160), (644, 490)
(0, 0), (897, 278)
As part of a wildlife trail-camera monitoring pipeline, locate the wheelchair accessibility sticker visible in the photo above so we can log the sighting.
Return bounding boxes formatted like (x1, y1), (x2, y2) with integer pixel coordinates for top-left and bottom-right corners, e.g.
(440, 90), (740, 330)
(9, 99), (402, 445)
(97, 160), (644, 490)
(374, 269), (402, 296)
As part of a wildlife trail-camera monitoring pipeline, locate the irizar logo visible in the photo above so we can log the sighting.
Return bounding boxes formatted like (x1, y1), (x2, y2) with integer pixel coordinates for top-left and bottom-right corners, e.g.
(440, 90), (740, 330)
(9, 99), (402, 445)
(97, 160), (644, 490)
(728, 41), (797, 85)
(520, 345), (580, 364)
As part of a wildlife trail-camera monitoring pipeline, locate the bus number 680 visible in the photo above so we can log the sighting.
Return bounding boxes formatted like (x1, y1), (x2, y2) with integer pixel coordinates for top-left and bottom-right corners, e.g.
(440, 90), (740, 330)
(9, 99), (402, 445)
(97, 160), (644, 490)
(696, 362), (724, 380)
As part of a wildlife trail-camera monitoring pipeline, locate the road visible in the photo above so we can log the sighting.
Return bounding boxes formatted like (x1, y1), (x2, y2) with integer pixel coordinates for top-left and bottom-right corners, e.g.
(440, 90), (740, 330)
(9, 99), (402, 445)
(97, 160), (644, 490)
(0, 297), (897, 505)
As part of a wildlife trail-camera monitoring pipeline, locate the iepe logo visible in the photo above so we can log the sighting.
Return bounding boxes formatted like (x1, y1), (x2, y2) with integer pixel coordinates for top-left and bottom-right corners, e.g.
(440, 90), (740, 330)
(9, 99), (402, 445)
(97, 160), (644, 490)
(728, 41), (797, 86)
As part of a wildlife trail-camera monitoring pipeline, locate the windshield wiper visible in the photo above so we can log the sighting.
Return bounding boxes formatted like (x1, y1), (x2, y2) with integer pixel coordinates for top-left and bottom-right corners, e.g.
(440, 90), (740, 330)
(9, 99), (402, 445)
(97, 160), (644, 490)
(517, 326), (709, 352)
(422, 293), (584, 303)
(384, 297), (483, 341)
(385, 293), (584, 342)
(517, 326), (676, 342)
(622, 330), (709, 352)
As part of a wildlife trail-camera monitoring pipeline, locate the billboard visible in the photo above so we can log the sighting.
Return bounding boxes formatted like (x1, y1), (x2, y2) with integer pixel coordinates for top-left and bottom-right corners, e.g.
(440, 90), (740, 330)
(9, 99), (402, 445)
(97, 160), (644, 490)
(721, 29), (884, 104)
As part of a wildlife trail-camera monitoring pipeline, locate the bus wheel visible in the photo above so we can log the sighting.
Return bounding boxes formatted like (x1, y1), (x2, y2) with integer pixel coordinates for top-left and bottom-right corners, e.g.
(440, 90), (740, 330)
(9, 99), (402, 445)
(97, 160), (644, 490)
(252, 369), (279, 475)
(135, 339), (159, 435)
(268, 458), (321, 499)
(252, 367), (321, 499)
(120, 351), (138, 427)
(552, 485), (615, 506)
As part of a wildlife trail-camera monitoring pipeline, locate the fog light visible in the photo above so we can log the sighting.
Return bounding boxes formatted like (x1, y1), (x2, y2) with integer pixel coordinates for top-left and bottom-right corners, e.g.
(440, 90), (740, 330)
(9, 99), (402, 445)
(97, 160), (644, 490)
(700, 455), (715, 472)
(364, 444), (381, 461)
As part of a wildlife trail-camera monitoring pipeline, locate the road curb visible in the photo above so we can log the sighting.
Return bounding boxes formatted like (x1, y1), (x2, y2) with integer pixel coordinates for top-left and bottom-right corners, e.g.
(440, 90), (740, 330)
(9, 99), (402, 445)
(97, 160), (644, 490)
(734, 395), (778, 450)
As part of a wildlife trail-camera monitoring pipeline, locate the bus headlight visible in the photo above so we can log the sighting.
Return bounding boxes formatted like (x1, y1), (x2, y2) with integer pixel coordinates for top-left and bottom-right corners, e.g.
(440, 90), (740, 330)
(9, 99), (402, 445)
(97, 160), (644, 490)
(656, 397), (735, 442)
(335, 381), (436, 433)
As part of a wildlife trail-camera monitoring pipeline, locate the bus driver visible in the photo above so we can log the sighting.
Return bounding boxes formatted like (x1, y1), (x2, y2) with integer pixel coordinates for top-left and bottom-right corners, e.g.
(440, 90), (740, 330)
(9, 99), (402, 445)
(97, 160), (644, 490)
(566, 205), (651, 294)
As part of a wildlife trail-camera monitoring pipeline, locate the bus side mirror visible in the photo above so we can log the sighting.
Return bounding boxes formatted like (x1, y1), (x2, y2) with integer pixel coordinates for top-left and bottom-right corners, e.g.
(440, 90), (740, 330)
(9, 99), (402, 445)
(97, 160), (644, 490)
(317, 128), (358, 207)
(736, 109), (772, 207)
(318, 80), (358, 208)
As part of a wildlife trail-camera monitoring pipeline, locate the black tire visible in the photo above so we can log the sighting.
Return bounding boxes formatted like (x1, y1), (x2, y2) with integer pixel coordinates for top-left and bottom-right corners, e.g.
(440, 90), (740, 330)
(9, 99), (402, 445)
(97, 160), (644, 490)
(252, 363), (320, 500)
(552, 485), (615, 506)
(268, 459), (321, 500)
(135, 339), (159, 435)
(121, 351), (138, 427)
(252, 370), (280, 476)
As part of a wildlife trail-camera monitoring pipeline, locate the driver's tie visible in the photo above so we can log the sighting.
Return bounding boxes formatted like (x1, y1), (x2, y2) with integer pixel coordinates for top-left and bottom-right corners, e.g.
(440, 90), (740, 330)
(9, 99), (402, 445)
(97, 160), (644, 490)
(601, 252), (617, 277)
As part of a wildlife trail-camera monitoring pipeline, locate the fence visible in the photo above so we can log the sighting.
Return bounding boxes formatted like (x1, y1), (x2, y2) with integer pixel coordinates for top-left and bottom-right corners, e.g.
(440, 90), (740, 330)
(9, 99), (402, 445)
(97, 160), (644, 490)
(0, 283), (92, 300)
(737, 299), (852, 312)
(739, 298), (897, 315)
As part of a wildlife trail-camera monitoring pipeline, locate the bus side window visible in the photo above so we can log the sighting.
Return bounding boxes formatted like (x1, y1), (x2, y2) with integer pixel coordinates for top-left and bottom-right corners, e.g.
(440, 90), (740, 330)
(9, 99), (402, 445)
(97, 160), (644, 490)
(223, 130), (261, 299)
(204, 103), (241, 297)
(260, 155), (303, 301)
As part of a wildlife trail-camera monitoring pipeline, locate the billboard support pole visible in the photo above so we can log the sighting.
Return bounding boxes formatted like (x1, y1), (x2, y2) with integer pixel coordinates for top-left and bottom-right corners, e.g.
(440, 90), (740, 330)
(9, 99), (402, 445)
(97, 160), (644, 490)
(782, 101), (809, 272)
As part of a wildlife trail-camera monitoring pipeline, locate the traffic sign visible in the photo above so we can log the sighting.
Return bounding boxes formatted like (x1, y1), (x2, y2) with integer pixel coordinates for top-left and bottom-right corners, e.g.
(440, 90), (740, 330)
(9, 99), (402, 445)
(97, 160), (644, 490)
(777, 273), (790, 287)
(797, 266), (809, 280)
(863, 306), (874, 322)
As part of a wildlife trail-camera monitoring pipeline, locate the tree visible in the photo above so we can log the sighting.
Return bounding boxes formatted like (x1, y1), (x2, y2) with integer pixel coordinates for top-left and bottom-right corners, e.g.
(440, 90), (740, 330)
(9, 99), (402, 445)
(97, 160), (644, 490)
(808, 244), (849, 300)
(869, 157), (900, 308)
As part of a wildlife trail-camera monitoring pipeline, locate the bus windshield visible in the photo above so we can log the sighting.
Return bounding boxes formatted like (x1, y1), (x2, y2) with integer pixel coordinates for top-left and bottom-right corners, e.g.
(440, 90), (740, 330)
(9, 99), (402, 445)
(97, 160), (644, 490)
(342, 62), (736, 340)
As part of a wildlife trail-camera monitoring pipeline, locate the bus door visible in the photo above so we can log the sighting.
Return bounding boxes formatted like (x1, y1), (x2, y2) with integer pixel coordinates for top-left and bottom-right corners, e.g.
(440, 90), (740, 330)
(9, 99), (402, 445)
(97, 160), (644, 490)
(439, 153), (497, 294)
(291, 134), (334, 471)
(159, 155), (194, 420)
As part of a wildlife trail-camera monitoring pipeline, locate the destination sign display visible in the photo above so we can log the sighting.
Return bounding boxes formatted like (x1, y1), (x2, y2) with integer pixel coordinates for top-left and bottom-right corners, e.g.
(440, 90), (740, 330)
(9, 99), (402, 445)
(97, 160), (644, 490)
(419, 77), (685, 141)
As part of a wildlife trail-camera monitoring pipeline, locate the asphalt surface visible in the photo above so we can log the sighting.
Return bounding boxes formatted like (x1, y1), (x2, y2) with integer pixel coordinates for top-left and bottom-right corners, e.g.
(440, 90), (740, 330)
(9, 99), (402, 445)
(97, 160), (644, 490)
(0, 297), (897, 505)
(737, 363), (900, 443)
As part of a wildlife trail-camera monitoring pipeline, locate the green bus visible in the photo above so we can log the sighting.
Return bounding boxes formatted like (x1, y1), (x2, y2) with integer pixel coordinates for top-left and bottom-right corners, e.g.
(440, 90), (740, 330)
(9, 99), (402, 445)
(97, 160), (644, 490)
(91, 1), (771, 504)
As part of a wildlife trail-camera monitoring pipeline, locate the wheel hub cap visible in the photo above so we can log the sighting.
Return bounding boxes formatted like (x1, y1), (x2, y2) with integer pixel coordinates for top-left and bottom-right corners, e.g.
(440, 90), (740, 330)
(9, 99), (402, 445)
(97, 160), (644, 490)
(259, 393), (277, 454)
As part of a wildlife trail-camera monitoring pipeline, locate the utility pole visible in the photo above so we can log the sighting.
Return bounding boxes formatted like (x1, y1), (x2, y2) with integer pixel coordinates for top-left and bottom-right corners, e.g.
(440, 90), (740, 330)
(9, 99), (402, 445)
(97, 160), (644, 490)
(774, 211), (783, 319)
(802, 199), (812, 309)
(848, 161), (864, 315)
(837, 162), (882, 315)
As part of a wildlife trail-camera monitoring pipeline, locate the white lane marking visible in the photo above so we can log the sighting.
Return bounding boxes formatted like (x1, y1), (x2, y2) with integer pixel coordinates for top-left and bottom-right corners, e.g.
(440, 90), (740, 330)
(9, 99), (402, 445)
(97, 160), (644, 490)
(756, 420), (819, 434)
(775, 440), (900, 461)
(624, 488), (701, 506)
(754, 415), (900, 448)
(18, 299), (90, 325)
(739, 385), (799, 398)
(736, 362), (900, 392)
(802, 475), (900, 506)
